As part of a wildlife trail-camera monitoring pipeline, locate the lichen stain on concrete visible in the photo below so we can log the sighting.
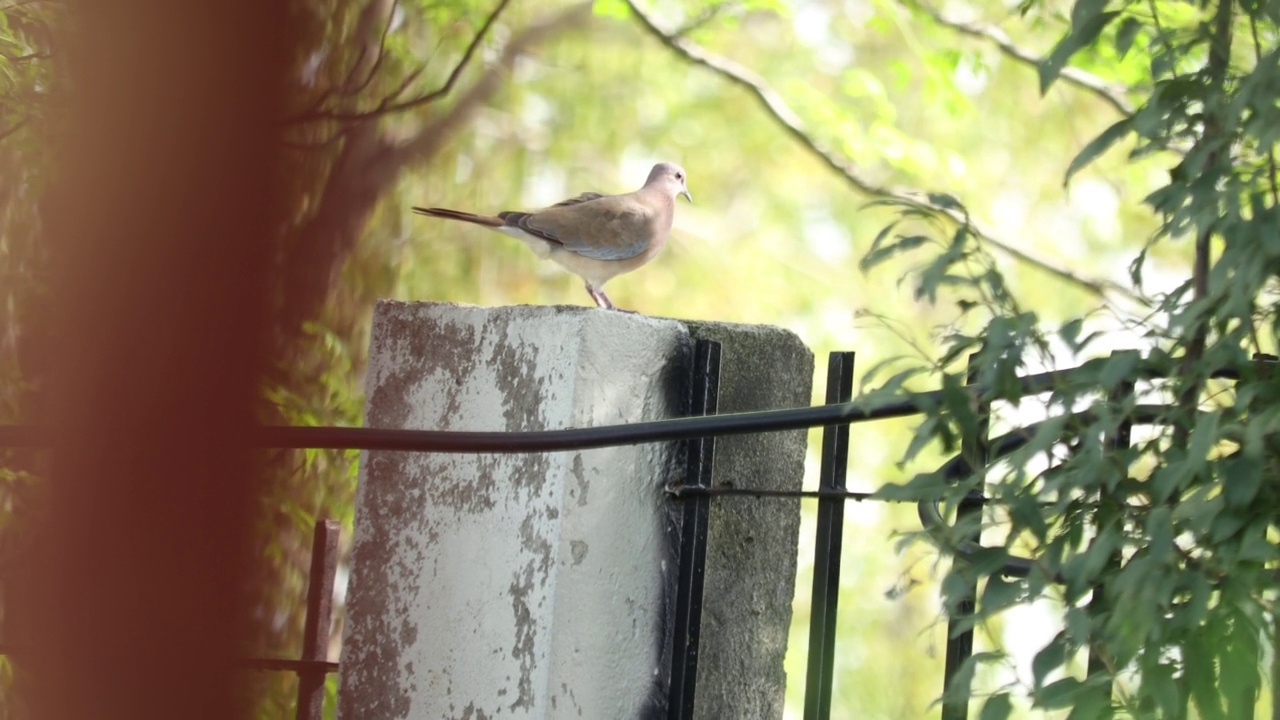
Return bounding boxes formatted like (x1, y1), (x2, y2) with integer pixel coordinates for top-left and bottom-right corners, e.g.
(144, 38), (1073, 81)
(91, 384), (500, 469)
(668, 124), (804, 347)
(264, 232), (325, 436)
(555, 681), (585, 718)
(511, 446), (552, 495)
(505, 509), (556, 713)
(367, 302), (479, 430)
(570, 539), (588, 565)
(421, 455), (498, 516)
(485, 324), (549, 434)
(343, 465), (422, 717)
(398, 617), (419, 650)
(520, 511), (555, 579)
(507, 566), (537, 712)
(340, 588), (414, 718)
(570, 455), (590, 507)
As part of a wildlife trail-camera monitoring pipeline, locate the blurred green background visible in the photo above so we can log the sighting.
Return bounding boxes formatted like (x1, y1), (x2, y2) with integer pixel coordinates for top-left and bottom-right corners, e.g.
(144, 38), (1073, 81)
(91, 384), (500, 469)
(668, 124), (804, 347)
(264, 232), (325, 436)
(0, 0), (1198, 716)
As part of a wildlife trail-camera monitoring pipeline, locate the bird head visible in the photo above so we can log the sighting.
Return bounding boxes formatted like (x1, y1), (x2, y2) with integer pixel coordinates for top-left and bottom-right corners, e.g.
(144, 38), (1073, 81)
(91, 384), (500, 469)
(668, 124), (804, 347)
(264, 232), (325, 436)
(648, 162), (693, 204)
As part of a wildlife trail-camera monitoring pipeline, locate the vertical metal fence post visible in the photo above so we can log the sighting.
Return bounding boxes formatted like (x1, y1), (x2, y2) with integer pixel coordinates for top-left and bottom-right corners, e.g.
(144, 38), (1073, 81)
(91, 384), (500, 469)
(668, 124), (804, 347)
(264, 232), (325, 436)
(667, 339), (722, 720)
(941, 354), (990, 720)
(803, 351), (855, 720)
(296, 519), (341, 720)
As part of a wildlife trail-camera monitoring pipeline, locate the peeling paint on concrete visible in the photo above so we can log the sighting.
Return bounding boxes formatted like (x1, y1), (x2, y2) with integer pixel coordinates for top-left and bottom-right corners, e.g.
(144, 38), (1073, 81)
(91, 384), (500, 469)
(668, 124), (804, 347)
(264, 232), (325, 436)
(339, 303), (810, 720)
(339, 303), (693, 719)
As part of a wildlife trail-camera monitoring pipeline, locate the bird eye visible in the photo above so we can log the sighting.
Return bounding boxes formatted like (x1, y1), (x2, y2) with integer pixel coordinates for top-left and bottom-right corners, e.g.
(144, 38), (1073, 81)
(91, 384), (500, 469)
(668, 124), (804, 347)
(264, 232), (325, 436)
(676, 172), (684, 181)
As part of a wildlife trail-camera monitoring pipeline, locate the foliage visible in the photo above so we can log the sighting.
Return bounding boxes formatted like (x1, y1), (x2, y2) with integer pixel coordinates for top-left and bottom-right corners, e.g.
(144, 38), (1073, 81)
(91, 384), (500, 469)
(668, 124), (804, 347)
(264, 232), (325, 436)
(862, 0), (1280, 712)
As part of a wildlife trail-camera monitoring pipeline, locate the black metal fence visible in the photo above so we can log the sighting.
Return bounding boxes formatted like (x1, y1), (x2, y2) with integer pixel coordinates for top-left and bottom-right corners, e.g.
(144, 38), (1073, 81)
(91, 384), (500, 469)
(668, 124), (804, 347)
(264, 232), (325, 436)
(1, 346), (1264, 719)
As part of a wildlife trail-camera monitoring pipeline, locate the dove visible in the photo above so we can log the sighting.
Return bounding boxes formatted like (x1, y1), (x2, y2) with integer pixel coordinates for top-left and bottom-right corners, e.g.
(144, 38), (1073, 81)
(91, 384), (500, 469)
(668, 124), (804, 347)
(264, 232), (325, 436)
(413, 162), (691, 310)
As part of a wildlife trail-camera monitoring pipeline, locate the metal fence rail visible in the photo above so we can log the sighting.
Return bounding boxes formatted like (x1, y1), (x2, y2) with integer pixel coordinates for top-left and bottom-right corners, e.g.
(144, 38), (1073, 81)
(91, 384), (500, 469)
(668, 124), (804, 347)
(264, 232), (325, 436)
(0, 353), (1266, 718)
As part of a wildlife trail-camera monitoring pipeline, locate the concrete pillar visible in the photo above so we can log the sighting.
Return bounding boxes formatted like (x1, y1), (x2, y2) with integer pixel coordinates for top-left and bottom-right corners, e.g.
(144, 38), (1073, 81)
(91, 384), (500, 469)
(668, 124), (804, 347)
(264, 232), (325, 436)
(680, 320), (814, 719)
(338, 302), (812, 719)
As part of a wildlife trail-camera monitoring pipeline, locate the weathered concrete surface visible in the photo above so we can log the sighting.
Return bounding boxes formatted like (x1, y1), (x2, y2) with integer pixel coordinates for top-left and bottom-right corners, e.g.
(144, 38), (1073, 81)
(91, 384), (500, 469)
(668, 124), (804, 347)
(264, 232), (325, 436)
(680, 321), (813, 720)
(338, 302), (811, 720)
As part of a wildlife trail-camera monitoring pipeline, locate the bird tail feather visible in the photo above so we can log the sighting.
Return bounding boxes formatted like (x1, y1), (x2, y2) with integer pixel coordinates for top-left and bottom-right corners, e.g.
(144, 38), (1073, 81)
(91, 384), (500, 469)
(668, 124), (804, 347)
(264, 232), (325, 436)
(411, 207), (505, 228)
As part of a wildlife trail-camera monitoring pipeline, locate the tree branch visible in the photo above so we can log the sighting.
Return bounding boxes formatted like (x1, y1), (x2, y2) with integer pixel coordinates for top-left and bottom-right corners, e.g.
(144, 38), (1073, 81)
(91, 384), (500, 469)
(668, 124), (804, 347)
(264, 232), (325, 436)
(291, 0), (514, 125)
(622, 0), (1143, 305)
(346, 0), (399, 97)
(907, 2), (1134, 117)
(279, 2), (593, 335)
(295, 0), (400, 119)
(387, 2), (593, 167)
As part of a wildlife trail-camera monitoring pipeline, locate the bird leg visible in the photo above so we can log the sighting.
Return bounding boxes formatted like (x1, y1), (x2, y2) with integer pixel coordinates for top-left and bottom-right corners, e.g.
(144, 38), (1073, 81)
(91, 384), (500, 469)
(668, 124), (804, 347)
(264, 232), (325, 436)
(585, 283), (615, 310)
(585, 284), (636, 312)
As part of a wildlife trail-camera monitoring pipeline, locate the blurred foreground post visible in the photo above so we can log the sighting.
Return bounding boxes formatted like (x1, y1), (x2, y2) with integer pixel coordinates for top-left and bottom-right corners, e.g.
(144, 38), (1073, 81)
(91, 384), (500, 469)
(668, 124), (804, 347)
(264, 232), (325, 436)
(14, 2), (292, 718)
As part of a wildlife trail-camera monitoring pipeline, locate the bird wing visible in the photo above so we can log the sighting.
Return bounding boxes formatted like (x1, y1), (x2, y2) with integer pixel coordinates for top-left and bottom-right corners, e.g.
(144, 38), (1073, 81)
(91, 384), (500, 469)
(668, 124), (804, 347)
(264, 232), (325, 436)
(549, 192), (605, 208)
(499, 192), (665, 261)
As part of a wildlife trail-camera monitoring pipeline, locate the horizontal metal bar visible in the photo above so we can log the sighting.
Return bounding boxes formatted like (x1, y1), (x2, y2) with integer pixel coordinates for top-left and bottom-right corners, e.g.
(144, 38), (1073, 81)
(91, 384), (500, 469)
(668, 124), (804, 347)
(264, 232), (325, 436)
(0, 396), (922, 452)
(666, 485), (877, 502)
(0, 363), (1249, 453)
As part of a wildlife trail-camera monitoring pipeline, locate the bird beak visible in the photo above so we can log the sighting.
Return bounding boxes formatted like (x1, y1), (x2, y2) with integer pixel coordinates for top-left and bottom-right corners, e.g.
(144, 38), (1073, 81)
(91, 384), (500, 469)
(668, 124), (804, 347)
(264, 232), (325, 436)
(680, 188), (693, 204)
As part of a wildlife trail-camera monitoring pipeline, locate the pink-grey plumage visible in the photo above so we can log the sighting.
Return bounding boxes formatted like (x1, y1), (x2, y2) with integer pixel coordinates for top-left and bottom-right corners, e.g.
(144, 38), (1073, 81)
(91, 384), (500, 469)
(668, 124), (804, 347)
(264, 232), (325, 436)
(413, 162), (692, 311)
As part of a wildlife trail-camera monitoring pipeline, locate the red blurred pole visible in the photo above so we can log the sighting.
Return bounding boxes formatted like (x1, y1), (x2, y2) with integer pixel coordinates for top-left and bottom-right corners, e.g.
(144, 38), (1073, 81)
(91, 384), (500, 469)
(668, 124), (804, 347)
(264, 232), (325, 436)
(15, 2), (291, 718)
(297, 520), (341, 720)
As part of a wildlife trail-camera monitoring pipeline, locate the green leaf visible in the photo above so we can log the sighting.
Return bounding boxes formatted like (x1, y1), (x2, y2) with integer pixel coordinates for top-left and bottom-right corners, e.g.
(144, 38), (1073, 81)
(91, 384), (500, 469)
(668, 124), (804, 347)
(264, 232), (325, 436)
(1097, 350), (1138, 390)
(1039, 12), (1121, 93)
(1140, 661), (1182, 717)
(1070, 0), (1110, 29)
(1185, 411), (1220, 472)
(1059, 318), (1085, 349)
(872, 469), (949, 501)
(1037, 676), (1085, 708)
(1032, 633), (1068, 688)
(1065, 688), (1112, 720)
(942, 651), (1004, 703)
(927, 192), (965, 212)
(1064, 607), (1092, 647)
(981, 574), (1023, 613)
(1113, 16), (1141, 58)
(979, 693), (1012, 720)
(1221, 453), (1262, 507)
(1064, 117), (1132, 185)
(1184, 633), (1225, 720)
(1007, 491), (1049, 540)
(1145, 506), (1173, 562)
(859, 233), (930, 271)
(903, 416), (940, 464)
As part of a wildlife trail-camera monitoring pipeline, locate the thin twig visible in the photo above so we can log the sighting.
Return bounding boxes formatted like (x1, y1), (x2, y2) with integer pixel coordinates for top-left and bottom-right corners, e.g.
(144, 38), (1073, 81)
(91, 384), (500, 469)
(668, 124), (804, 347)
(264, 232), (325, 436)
(674, 2), (729, 38)
(292, 0), (513, 125)
(622, 0), (1144, 305)
(376, 64), (426, 108)
(907, 1), (1134, 117)
(293, 0), (389, 122)
(346, 0), (399, 97)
